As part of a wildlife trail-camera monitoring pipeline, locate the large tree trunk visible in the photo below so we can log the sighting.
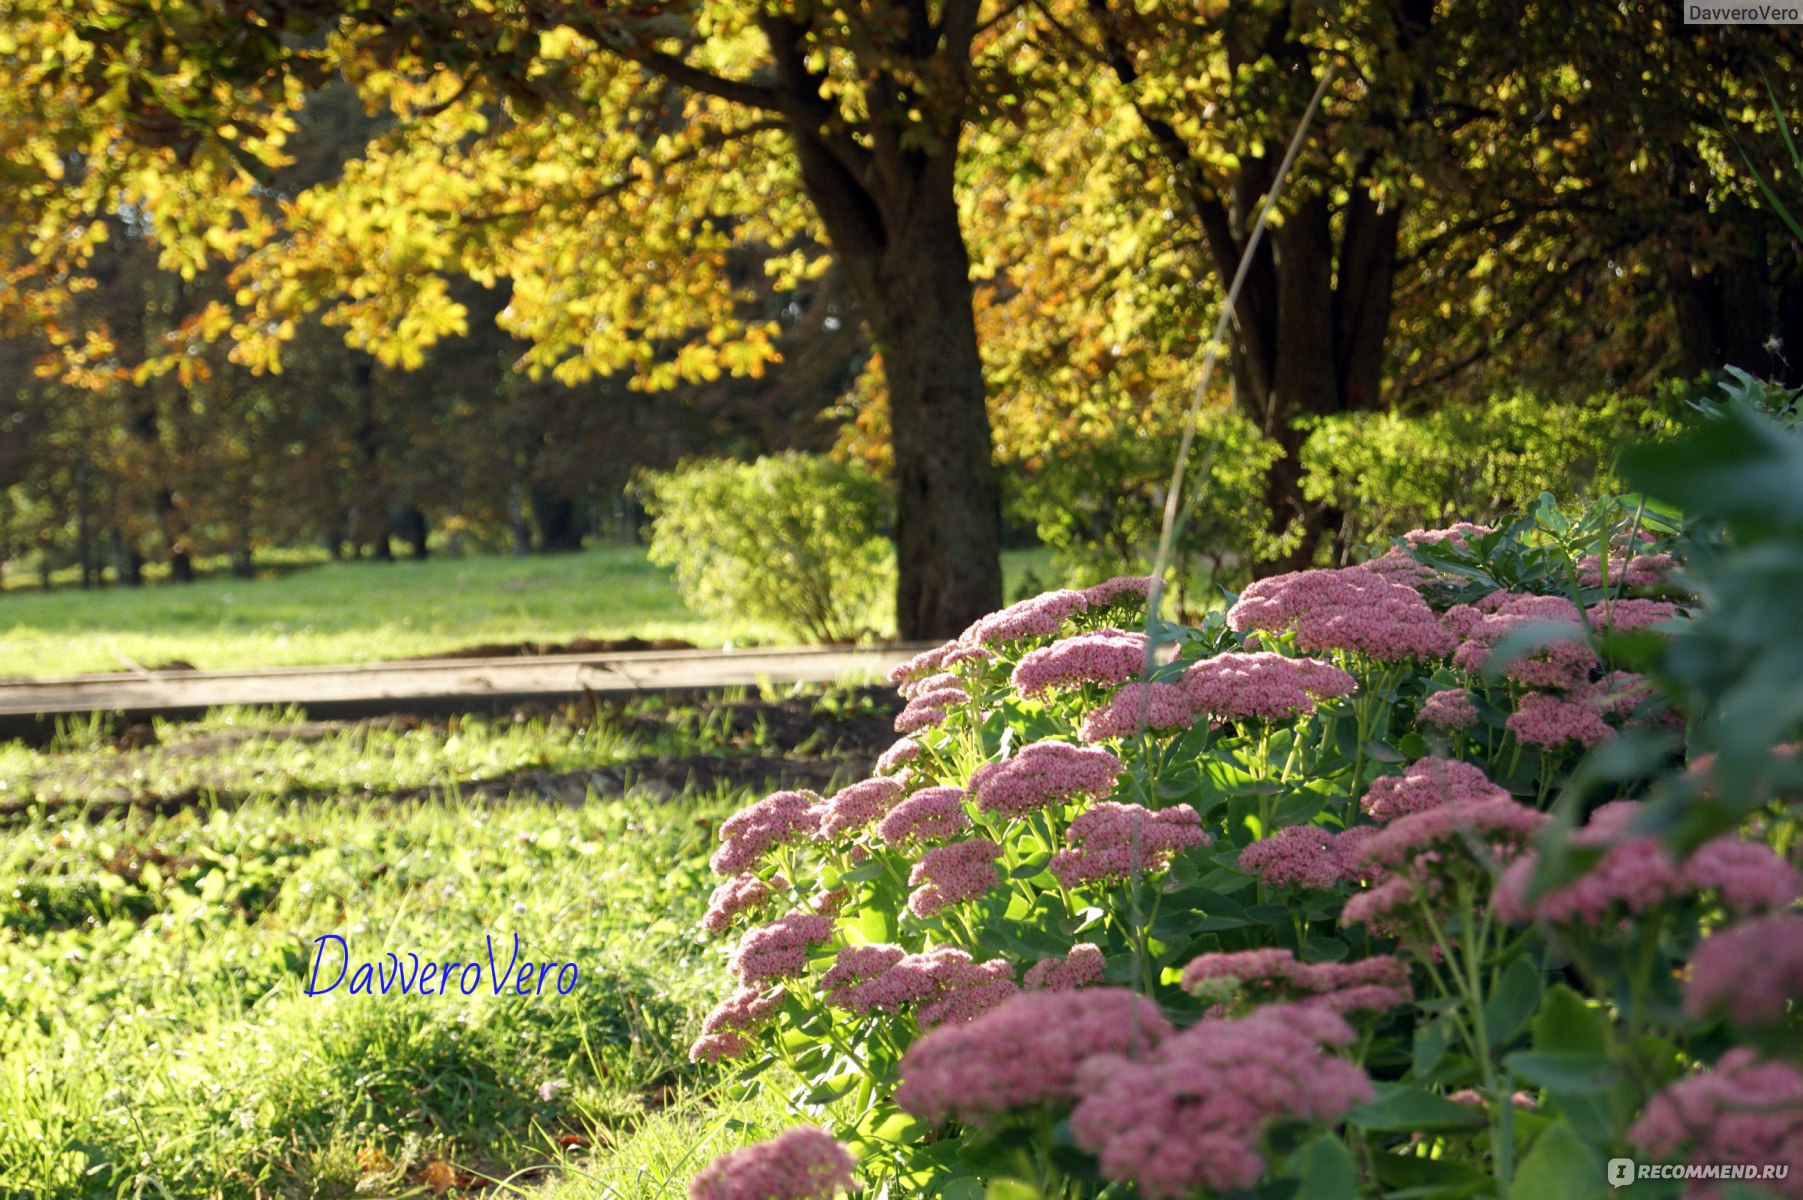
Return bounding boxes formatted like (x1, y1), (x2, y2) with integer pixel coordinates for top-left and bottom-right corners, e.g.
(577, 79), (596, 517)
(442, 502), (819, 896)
(531, 489), (583, 553)
(770, 37), (1002, 638)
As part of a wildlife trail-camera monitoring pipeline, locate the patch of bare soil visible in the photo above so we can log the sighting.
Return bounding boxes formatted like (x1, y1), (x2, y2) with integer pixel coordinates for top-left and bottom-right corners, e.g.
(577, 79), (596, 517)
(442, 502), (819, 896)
(418, 636), (699, 660)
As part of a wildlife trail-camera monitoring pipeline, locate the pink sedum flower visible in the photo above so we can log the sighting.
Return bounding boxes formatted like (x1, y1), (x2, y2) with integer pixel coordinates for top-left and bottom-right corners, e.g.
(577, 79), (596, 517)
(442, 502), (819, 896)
(1493, 801), (1800, 925)
(690, 984), (786, 1063)
(1227, 566), (1456, 661)
(1180, 948), (1411, 1016)
(1630, 1049), (1803, 1200)
(1361, 757), (1510, 824)
(690, 1127), (859, 1200)
(961, 589), (1090, 646)
(729, 914), (836, 983)
(1069, 1004), (1373, 1199)
(1024, 943), (1106, 992)
(874, 786), (971, 845)
(712, 790), (823, 876)
(1449, 592), (1597, 690)
(888, 642), (952, 686)
(1081, 575), (1158, 608)
(894, 684), (967, 733)
(1079, 681), (1196, 742)
(907, 838), (1003, 917)
(896, 987), (1172, 1125)
(1587, 598), (1681, 633)
(1181, 651), (1358, 721)
(822, 944), (1016, 1025)
(816, 777), (905, 840)
(1578, 552), (1676, 590)
(1049, 803), (1208, 888)
(873, 737), (921, 776)
(703, 874), (781, 934)
(1238, 825), (1345, 890)
(1685, 914), (1803, 1027)
(1417, 688), (1479, 731)
(968, 740), (1124, 818)
(1506, 691), (1613, 750)
(1011, 628), (1150, 697)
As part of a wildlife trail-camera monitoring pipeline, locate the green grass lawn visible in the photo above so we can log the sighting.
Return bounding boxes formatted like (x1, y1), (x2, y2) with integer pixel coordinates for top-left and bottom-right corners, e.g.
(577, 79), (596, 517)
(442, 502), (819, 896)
(0, 546), (1068, 679)
(0, 706), (838, 1200)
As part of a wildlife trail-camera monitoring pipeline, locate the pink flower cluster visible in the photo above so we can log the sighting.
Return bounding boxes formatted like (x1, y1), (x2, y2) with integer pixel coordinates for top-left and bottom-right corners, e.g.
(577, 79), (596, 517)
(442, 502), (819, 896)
(1180, 651), (1358, 721)
(815, 777), (904, 840)
(1362, 546), (1442, 590)
(962, 589), (1091, 646)
(712, 790), (822, 876)
(729, 913), (836, 982)
(1081, 575), (1158, 608)
(873, 737), (921, 776)
(1448, 592), (1597, 689)
(888, 643), (950, 686)
(895, 682), (967, 733)
(1179, 948), (1411, 1015)
(1630, 1049), (1803, 1200)
(1069, 1004), (1373, 1198)
(895, 987), (1172, 1124)
(875, 786), (971, 844)
(1078, 681), (1195, 742)
(1237, 824), (1370, 890)
(1578, 551), (1676, 589)
(968, 740), (1124, 818)
(898, 670), (959, 700)
(1362, 756), (1510, 823)
(703, 874), (780, 935)
(1024, 943), (1106, 992)
(820, 944), (1018, 1027)
(907, 838), (1003, 917)
(690, 983), (786, 1063)
(1417, 688), (1479, 731)
(1587, 598), (1680, 633)
(1404, 522), (1494, 548)
(1049, 803), (1208, 888)
(1011, 629), (1150, 697)
(1494, 801), (1801, 925)
(690, 1127), (858, 1200)
(1506, 691), (1613, 750)
(1685, 914), (1803, 1027)
(1228, 566), (1456, 661)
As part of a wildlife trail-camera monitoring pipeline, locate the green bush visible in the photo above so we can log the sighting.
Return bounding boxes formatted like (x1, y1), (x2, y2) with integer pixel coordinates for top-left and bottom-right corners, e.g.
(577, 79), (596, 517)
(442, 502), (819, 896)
(634, 453), (894, 643)
(1299, 389), (1686, 549)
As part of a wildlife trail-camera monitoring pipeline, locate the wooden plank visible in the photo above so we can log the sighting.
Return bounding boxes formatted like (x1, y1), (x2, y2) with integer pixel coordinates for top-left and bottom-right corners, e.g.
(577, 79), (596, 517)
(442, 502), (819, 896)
(0, 643), (933, 737)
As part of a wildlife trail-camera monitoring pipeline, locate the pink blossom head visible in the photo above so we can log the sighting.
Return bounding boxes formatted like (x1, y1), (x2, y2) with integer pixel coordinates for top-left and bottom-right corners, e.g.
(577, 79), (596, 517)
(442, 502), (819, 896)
(1630, 1049), (1803, 1198)
(907, 838), (1003, 917)
(1505, 691), (1613, 750)
(1586, 598), (1680, 634)
(1081, 575), (1157, 609)
(689, 1127), (858, 1200)
(1405, 522), (1493, 549)
(690, 984), (786, 1062)
(1068, 1004), (1372, 1199)
(1024, 943), (1106, 992)
(873, 737), (921, 776)
(1578, 551), (1676, 589)
(1227, 566), (1456, 661)
(888, 642), (952, 687)
(1238, 824), (1345, 890)
(894, 684), (967, 733)
(1417, 688), (1479, 731)
(896, 987), (1172, 1125)
(729, 913), (836, 983)
(1354, 796), (1548, 876)
(1180, 949), (1411, 1016)
(712, 790), (823, 876)
(1079, 681), (1196, 742)
(703, 874), (781, 934)
(1049, 803), (1208, 888)
(1181, 651), (1358, 721)
(968, 740), (1124, 818)
(1361, 756), (1510, 824)
(961, 589), (1090, 646)
(874, 785), (971, 845)
(1011, 628), (1150, 697)
(1449, 592), (1597, 689)
(816, 777), (905, 840)
(1685, 914), (1803, 1028)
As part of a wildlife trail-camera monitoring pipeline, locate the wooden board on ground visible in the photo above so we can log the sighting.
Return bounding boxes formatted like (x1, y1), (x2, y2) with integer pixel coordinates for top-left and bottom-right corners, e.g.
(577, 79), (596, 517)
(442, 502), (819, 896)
(0, 644), (931, 739)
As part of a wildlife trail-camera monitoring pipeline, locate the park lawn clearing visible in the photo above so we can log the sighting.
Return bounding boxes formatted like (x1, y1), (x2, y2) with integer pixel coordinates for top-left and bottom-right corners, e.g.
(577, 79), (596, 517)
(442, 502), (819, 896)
(0, 546), (1060, 680)
(0, 698), (882, 1199)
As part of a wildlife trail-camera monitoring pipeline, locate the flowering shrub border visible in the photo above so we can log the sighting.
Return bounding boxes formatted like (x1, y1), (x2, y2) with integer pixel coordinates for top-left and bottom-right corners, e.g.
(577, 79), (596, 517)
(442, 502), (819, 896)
(685, 484), (1803, 1200)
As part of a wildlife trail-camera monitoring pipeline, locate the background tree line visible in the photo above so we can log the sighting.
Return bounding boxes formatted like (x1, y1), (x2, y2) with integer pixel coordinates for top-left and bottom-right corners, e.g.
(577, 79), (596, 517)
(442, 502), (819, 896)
(0, 2), (1799, 628)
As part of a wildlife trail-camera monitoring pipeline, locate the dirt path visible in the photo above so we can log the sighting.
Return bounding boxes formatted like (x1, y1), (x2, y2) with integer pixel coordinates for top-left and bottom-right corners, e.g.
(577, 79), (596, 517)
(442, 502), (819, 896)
(0, 643), (930, 740)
